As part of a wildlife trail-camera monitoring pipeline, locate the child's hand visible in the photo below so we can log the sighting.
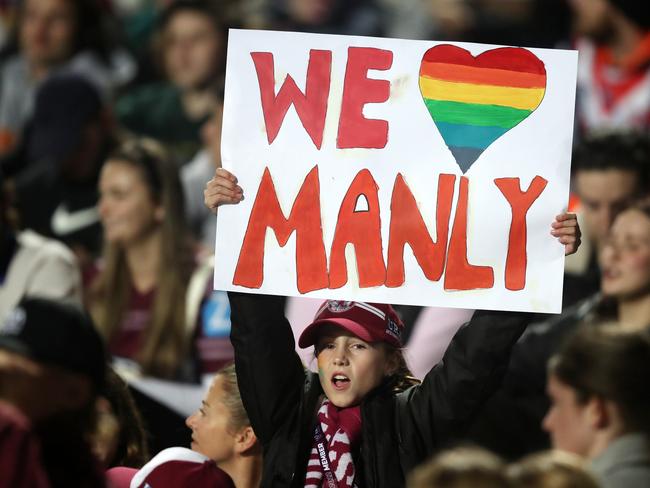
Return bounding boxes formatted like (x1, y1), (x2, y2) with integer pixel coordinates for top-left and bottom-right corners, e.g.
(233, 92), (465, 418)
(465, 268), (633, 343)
(204, 168), (244, 214)
(551, 212), (581, 256)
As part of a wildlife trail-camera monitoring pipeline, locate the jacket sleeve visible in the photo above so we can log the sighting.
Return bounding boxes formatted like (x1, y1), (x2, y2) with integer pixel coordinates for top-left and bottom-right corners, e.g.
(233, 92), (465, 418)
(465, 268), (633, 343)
(228, 292), (306, 444)
(397, 310), (531, 453)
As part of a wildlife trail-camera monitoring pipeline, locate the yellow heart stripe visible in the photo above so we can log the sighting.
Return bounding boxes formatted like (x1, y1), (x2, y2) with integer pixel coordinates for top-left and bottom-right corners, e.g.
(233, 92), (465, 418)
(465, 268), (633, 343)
(419, 77), (545, 111)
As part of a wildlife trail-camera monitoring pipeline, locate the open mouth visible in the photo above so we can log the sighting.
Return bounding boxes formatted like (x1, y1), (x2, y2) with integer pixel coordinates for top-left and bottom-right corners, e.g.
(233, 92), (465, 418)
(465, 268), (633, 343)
(602, 268), (619, 280)
(331, 374), (350, 390)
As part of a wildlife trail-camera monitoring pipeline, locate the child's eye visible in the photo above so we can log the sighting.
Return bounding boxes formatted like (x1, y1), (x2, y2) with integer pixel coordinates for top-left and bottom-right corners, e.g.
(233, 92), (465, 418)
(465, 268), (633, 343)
(622, 242), (642, 252)
(351, 343), (367, 350)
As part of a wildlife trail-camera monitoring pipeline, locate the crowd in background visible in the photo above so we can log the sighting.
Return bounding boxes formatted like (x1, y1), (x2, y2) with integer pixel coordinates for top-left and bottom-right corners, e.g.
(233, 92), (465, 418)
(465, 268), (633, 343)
(0, 0), (649, 487)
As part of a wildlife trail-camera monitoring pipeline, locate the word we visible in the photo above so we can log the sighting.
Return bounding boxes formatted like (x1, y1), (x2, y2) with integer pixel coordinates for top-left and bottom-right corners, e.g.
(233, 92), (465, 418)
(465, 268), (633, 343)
(252, 47), (392, 149)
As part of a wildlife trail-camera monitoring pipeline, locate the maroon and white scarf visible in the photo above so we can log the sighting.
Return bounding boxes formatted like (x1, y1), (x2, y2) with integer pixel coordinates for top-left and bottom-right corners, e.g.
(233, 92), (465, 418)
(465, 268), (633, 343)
(304, 399), (362, 488)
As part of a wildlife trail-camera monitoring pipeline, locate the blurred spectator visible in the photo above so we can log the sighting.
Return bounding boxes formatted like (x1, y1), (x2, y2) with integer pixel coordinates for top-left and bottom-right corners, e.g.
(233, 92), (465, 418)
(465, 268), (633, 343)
(264, 0), (385, 36)
(107, 364), (262, 488)
(90, 367), (149, 469)
(188, 253), (235, 383)
(466, 197), (650, 460)
(90, 137), (193, 379)
(89, 138), (233, 381)
(0, 167), (82, 321)
(0, 0), (17, 47)
(110, 0), (176, 86)
(423, 0), (476, 41)
(113, 0), (243, 85)
(564, 131), (650, 306)
(569, 0), (650, 133)
(423, 0), (570, 47)
(377, 0), (431, 40)
(0, 297), (108, 487)
(116, 0), (226, 162)
(0, 0), (135, 156)
(5, 75), (117, 276)
(543, 326), (650, 488)
(180, 99), (235, 379)
(408, 447), (512, 488)
(507, 450), (600, 488)
(596, 201), (650, 330)
(182, 98), (222, 251)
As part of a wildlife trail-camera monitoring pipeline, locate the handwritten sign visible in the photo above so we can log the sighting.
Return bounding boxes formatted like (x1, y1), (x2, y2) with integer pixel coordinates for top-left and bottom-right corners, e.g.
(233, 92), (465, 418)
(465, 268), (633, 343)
(214, 29), (577, 313)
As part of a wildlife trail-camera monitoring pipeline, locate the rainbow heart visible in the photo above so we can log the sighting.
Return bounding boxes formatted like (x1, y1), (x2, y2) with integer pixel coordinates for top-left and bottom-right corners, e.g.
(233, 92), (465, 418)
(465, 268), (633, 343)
(419, 45), (546, 173)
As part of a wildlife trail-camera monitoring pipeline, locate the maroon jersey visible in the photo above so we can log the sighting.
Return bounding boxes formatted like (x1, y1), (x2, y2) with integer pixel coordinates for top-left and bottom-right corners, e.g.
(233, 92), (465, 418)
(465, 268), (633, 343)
(108, 287), (155, 360)
(0, 401), (50, 488)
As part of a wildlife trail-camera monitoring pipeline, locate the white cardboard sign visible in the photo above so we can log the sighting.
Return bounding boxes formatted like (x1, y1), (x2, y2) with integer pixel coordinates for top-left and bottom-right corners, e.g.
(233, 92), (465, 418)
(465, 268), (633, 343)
(214, 29), (578, 313)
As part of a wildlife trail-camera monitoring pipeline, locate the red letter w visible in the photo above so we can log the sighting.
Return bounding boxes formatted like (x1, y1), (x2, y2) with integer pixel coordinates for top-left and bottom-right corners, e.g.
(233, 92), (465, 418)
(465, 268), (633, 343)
(251, 50), (331, 149)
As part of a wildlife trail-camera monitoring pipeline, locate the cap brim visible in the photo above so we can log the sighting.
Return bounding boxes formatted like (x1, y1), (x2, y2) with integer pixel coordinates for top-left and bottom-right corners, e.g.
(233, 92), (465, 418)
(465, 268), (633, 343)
(298, 318), (374, 348)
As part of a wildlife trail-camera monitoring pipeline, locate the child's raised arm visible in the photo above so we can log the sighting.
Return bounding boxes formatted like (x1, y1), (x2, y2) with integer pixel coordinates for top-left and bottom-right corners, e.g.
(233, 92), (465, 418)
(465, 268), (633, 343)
(394, 213), (581, 472)
(227, 292), (306, 446)
(396, 309), (530, 463)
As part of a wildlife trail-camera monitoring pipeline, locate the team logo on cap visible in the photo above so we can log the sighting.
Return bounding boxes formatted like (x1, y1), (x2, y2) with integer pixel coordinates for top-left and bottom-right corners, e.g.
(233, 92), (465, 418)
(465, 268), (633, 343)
(1, 307), (26, 336)
(327, 301), (354, 313)
(386, 319), (401, 341)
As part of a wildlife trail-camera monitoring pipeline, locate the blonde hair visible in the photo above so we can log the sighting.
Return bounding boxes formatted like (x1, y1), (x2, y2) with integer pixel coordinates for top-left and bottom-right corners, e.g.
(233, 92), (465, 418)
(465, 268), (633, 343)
(90, 138), (194, 378)
(215, 363), (251, 434)
(408, 447), (512, 488)
(507, 451), (599, 488)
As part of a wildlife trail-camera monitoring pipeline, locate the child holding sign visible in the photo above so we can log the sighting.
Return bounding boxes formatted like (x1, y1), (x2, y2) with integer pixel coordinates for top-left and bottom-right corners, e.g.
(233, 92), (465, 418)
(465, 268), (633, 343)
(205, 168), (580, 488)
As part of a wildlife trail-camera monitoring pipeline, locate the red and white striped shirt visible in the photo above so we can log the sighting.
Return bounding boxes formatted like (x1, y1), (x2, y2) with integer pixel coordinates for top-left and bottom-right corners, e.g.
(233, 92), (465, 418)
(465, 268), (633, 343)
(576, 33), (650, 134)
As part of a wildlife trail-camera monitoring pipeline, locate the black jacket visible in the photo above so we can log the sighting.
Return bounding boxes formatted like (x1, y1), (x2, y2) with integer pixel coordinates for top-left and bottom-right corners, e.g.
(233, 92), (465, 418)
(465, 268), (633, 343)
(229, 292), (530, 488)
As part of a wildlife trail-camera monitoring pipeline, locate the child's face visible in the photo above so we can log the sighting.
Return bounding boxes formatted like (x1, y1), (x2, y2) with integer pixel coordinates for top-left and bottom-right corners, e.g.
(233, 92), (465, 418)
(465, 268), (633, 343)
(315, 325), (393, 408)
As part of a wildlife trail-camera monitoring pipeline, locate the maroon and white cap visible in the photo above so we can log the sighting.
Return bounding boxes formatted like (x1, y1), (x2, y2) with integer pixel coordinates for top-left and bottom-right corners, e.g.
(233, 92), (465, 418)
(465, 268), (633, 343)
(106, 447), (235, 488)
(298, 300), (404, 348)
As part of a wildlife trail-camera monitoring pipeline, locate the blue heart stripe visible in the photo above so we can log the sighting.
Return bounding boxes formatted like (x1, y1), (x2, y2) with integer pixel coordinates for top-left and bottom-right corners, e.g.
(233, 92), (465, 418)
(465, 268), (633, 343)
(435, 121), (510, 150)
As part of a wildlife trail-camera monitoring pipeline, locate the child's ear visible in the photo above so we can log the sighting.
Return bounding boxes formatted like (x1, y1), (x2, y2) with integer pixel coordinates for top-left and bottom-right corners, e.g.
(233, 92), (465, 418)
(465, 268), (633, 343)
(384, 349), (401, 377)
(154, 205), (165, 222)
